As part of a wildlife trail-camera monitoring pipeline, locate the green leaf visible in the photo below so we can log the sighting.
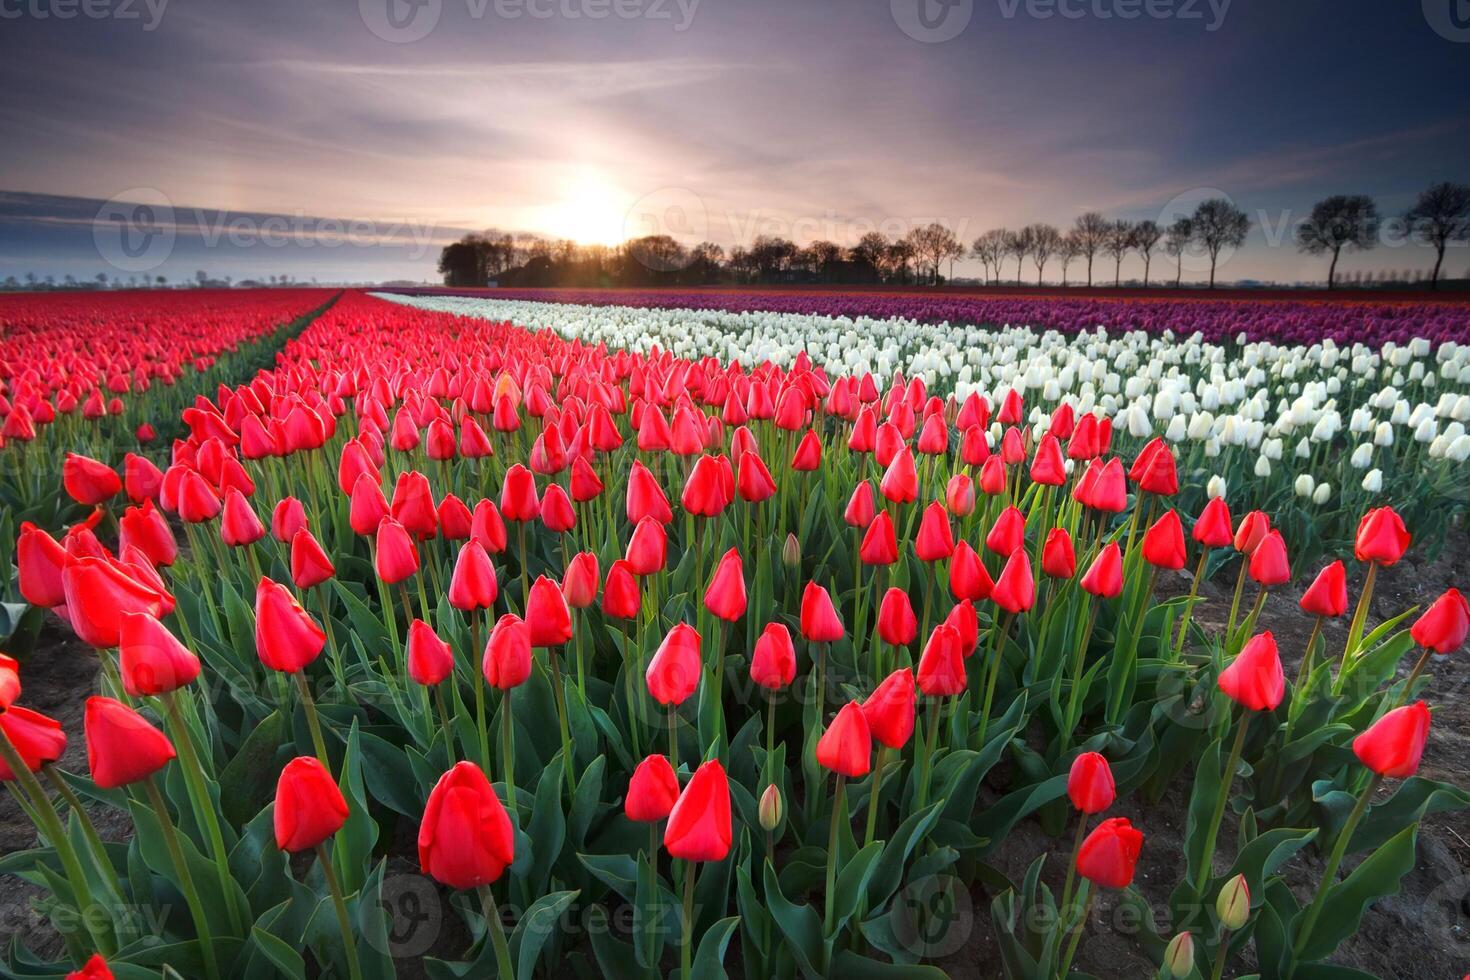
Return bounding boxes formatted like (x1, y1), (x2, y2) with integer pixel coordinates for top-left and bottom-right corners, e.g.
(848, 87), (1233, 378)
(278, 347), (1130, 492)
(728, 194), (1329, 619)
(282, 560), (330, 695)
(217, 710), (288, 826)
(762, 860), (825, 978)
(1294, 823), (1419, 962)
(250, 926), (306, 980)
(511, 889), (580, 979)
(690, 915), (740, 980)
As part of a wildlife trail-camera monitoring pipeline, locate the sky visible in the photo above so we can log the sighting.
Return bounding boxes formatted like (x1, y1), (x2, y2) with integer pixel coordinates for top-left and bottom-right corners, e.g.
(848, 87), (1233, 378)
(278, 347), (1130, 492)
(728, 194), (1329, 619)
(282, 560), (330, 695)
(0, 0), (1467, 284)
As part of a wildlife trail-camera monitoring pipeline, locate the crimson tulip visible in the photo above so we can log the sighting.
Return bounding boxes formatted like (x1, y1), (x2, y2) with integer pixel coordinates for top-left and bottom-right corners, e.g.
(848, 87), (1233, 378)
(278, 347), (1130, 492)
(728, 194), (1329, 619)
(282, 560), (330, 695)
(1076, 816), (1144, 888)
(291, 528), (336, 589)
(1141, 510), (1187, 570)
(525, 576), (573, 646)
(647, 622), (702, 706)
(408, 619), (455, 686)
(1218, 632), (1284, 711)
(374, 517), (420, 584)
(419, 761), (515, 888)
(563, 552), (600, 609)
(602, 559), (642, 620)
(877, 588), (919, 646)
(625, 516), (668, 575)
(985, 506), (1026, 557)
(1352, 700), (1430, 778)
(859, 510), (899, 566)
(750, 623), (797, 690)
(861, 668), (916, 749)
(483, 613), (532, 689)
(1300, 561), (1349, 618)
(273, 756), (349, 852)
(118, 612), (200, 697)
(1410, 588), (1470, 654)
(1354, 506), (1410, 566)
(914, 502), (955, 561)
(1193, 496), (1234, 548)
(449, 540), (498, 611)
(63, 453), (121, 506)
(1042, 528), (1076, 579)
(1067, 752), (1116, 814)
(704, 548), (747, 621)
(626, 754), (680, 822)
(817, 701), (872, 777)
(0, 706), (66, 781)
(85, 696), (176, 789)
(991, 550), (1035, 614)
(800, 582), (844, 642)
(663, 759), (732, 862)
(255, 577), (326, 673)
(917, 624), (966, 696)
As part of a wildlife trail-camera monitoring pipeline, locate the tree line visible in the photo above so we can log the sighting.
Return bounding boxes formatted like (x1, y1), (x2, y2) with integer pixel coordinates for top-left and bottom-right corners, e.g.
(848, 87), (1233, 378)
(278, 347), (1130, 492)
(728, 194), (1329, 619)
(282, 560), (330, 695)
(437, 182), (1470, 291)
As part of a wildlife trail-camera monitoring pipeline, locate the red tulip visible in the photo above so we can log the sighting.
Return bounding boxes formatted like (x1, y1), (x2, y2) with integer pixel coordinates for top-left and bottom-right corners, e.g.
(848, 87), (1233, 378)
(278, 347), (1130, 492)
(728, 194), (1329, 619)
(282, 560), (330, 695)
(1233, 510), (1269, 554)
(0, 706), (66, 781)
(563, 552), (600, 609)
(1141, 510), (1187, 570)
(682, 455), (731, 516)
(1193, 496), (1234, 548)
(118, 612), (200, 697)
(540, 484), (577, 534)
(626, 460), (673, 524)
(1067, 752), (1116, 814)
(390, 471), (438, 539)
(271, 497), (309, 543)
(1083, 458), (1127, 512)
(408, 619), (455, 686)
(945, 473), (976, 516)
(750, 622), (797, 690)
(221, 487), (266, 547)
(1410, 588), (1470, 654)
(291, 528), (336, 589)
(1029, 434), (1066, 486)
(1354, 507), (1410, 566)
(736, 452), (777, 503)
(419, 761), (515, 888)
(800, 582), (844, 643)
(85, 696), (176, 789)
(877, 588), (919, 646)
(879, 447), (918, 504)
(647, 622), (702, 706)
(1247, 530), (1290, 586)
(917, 624), (966, 696)
(348, 474), (390, 535)
(914, 502), (955, 561)
(978, 456), (1006, 495)
(1042, 528), (1076, 579)
(625, 516), (668, 575)
(985, 506), (1026, 557)
(63, 453), (121, 506)
(449, 540), (498, 611)
(483, 613), (532, 690)
(18, 522), (68, 607)
(0, 654), (17, 712)
(859, 510), (899, 566)
(991, 551), (1035, 614)
(499, 464), (541, 522)
(374, 518), (420, 584)
(1080, 542), (1123, 599)
(817, 701), (872, 777)
(947, 541), (993, 602)
(1352, 701), (1430, 778)
(1129, 437), (1178, 495)
(62, 557), (170, 649)
(601, 559), (642, 620)
(1299, 561), (1348, 618)
(844, 482), (875, 528)
(118, 501), (177, 567)
(438, 494), (473, 540)
(471, 498), (508, 554)
(664, 759), (732, 862)
(861, 668), (916, 749)
(66, 954), (113, 980)
(274, 756), (349, 852)
(525, 576), (573, 646)
(704, 548), (747, 621)
(255, 577), (326, 673)
(1218, 632), (1284, 711)
(625, 754), (680, 822)
(1076, 816), (1144, 888)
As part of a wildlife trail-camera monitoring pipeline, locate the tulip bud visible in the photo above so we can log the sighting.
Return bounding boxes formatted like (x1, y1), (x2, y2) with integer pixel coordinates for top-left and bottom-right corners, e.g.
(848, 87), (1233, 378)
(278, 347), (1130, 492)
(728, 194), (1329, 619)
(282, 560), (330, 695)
(1162, 932), (1195, 978)
(1216, 873), (1250, 930)
(758, 783), (783, 831)
(782, 533), (801, 567)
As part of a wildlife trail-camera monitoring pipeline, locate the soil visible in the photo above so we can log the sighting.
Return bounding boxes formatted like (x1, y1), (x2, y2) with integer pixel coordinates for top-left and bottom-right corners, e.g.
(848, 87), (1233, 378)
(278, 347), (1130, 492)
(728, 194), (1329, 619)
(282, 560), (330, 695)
(3, 537), (1467, 979)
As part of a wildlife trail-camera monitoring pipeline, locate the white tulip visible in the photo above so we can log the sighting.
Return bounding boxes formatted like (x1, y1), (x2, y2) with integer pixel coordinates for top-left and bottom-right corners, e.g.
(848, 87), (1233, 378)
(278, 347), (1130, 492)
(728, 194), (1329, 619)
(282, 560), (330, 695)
(1254, 456), (1272, 477)
(1362, 468), (1383, 492)
(1207, 475), (1226, 499)
(1350, 443), (1373, 468)
(1313, 482), (1332, 504)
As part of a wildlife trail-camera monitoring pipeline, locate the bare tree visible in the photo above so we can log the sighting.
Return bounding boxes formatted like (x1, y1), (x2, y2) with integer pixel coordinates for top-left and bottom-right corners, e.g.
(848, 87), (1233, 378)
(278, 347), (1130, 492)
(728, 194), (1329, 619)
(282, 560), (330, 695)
(971, 229), (1008, 285)
(1104, 219), (1134, 286)
(1132, 219), (1162, 288)
(886, 237), (916, 283)
(1164, 217), (1193, 287)
(1057, 234), (1081, 286)
(1027, 223), (1062, 286)
(1404, 182), (1470, 289)
(904, 223), (960, 285)
(1191, 199), (1251, 288)
(1294, 195), (1379, 288)
(1072, 212), (1108, 286)
(1005, 227), (1035, 284)
(851, 232), (889, 280)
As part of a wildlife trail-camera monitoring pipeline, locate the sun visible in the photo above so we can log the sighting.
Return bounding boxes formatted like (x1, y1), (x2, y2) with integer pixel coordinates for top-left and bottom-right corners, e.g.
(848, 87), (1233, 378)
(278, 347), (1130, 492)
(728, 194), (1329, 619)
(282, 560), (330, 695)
(541, 172), (632, 246)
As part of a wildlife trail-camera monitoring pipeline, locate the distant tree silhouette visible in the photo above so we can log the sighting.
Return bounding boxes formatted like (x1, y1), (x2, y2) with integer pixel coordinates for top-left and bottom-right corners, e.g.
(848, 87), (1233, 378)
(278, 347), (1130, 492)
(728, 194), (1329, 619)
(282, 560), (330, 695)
(1132, 220), (1162, 287)
(1296, 195), (1379, 288)
(1405, 182), (1470, 289)
(1027, 223), (1061, 285)
(1072, 212), (1108, 286)
(1191, 199), (1250, 288)
(1104, 220), (1134, 286)
(1164, 218), (1193, 287)
(971, 229), (1008, 285)
(1057, 234), (1081, 286)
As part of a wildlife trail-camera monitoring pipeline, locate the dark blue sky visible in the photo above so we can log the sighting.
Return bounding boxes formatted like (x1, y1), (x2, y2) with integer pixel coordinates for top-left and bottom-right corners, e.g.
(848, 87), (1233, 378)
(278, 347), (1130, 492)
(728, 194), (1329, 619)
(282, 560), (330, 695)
(0, 0), (1466, 283)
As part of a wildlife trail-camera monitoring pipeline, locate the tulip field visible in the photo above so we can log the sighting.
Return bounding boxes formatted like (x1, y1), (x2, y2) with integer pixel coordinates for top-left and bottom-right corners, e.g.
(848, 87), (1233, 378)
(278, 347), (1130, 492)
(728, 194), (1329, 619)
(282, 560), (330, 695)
(2, 287), (1469, 980)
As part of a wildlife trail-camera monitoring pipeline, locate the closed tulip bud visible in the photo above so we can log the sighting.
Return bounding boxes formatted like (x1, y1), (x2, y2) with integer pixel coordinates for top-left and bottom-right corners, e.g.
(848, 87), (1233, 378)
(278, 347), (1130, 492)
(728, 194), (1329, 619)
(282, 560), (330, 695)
(0, 706), (66, 781)
(914, 501), (955, 561)
(1080, 542), (1123, 599)
(483, 613), (532, 690)
(859, 510), (899, 566)
(221, 487), (266, 547)
(18, 523), (68, 608)
(85, 696), (176, 789)
(0, 654), (18, 712)
(374, 518), (420, 584)
(291, 528), (336, 589)
(844, 481), (876, 528)
(62, 556), (171, 649)
(1042, 528), (1076, 579)
(1233, 510), (1269, 554)
(1141, 509), (1187, 570)
(991, 550), (1035, 614)
(540, 483), (577, 533)
(1076, 816), (1144, 889)
(704, 548), (747, 621)
(408, 619), (455, 686)
(1066, 752), (1116, 814)
(626, 460), (673, 525)
(800, 581), (844, 642)
(1247, 530), (1290, 586)
(664, 759), (732, 862)
(348, 474), (390, 535)
(63, 453), (121, 506)
(625, 517), (668, 575)
(419, 761), (515, 889)
(1299, 561), (1348, 618)
(271, 497), (308, 543)
(471, 498), (508, 554)
(602, 559), (642, 620)
(861, 668), (916, 749)
(448, 540), (498, 611)
(273, 756), (349, 852)
(1216, 874), (1250, 930)
(1410, 588), (1470, 653)
(1162, 932), (1195, 978)
(1218, 631), (1285, 711)
(563, 551), (600, 609)
(917, 624), (966, 696)
(647, 622), (702, 706)
(1354, 506), (1410, 566)
(1352, 700), (1430, 778)
(118, 612), (200, 697)
(758, 783), (783, 831)
(877, 587), (919, 646)
(391, 470), (438, 539)
(123, 453), (163, 503)
(978, 455), (1007, 495)
(945, 473), (976, 516)
(65, 953), (114, 979)
(817, 701), (872, 777)
(879, 447), (918, 504)
(498, 464), (541, 522)
(782, 533), (801, 567)
(1192, 496), (1234, 548)
(750, 622), (797, 690)
(626, 754), (680, 822)
(117, 500), (177, 567)
(525, 576), (573, 646)
(255, 577), (326, 673)
(985, 506), (1026, 557)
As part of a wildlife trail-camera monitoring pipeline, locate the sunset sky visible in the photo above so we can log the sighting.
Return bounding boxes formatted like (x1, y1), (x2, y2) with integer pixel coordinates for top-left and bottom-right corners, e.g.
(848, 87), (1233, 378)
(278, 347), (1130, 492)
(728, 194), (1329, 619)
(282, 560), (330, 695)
(1, 0), (1467, 283)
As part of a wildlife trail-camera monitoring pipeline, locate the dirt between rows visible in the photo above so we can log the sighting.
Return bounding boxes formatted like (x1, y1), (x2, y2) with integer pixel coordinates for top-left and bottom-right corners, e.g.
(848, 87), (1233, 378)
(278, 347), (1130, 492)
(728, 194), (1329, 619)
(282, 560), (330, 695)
(2, 536), (1467, 978)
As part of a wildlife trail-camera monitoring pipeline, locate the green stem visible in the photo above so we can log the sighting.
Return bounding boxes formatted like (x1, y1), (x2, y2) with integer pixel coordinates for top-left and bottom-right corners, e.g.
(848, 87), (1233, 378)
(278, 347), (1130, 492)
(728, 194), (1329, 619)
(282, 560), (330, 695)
(479, 885), (516, 979)
(1333, 563), (1378, 696)
(681, 860), (698, 980)
(316, 842), (364, 980)
(824, 775), (847, 936)
(1209, 928), (1231, 980)
(1192, 711), (1251, 895)
(295, 672), (331, 770)
(1061, 600), (1100, 751)
(42, 765), (126, 907)
(546, 647), (577, 794)
(501, 691), (518, 824)
(1391, 648), (1433, 710)
(1172, 550), (1209, 659)
(1058, 810), (1090, 923)
(144, 776), (220, 980)
(977, 612), (1015, 746)
(1223, 558), (1248, 642)
(1292, 774), (1381, 961)
(1057, 883), (1093, 979)
(863, 748), (888, 847)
